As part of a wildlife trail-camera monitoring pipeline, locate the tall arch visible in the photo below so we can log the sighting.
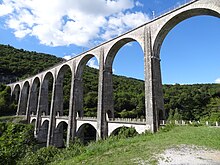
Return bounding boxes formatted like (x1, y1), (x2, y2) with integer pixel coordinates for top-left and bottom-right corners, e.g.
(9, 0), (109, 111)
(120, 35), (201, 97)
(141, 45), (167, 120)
(38, 72), (54, 115)
(11, 84), (21, 113)
(153, 6), (220, 59)
(28, 77), (40, 116)
(75, 54), (99, 117)
(152, 4), (220, 122)
(17, 81), (30, 115)
(54, 64), (72, 116)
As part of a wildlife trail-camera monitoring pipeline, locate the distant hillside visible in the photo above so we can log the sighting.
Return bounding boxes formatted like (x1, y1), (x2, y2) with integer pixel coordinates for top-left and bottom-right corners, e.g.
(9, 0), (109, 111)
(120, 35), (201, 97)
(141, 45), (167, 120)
(0, 44), (220, 121)
(0, 44), (64, 83)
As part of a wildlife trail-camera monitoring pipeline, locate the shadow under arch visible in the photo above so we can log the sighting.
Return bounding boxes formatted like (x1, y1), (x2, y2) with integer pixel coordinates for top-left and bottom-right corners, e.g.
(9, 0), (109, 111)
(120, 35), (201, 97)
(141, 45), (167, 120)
(153, 7), (220, 59)
(53, 121), (68, 148)
(110, 126), (138, 137)
(8, 84), (20, 115)
(76, 123), (97, 144)
(75, 54), (99, 117)
(37, 120), (49, 147)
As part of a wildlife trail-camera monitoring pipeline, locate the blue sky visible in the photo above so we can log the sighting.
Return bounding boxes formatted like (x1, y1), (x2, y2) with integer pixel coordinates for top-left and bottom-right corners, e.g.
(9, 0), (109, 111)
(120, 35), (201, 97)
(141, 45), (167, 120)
(0, 0), (220, 84)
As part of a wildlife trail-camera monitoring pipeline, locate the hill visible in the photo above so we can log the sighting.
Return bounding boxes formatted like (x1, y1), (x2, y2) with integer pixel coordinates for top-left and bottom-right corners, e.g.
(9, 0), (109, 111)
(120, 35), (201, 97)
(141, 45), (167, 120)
(17, 125), (220, 164)
(0, 44), (220, 121)
(0, 44), (64, 83)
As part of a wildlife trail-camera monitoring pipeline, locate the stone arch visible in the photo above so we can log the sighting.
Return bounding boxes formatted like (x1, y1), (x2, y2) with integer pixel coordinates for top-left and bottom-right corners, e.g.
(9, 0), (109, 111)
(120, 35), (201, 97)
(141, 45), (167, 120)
(105, 37), (144, 68)
(30, 118), (36, 124)
(53, 121), (68, 148)
(54, 64), (73, 116)
(109, 126), (138, 137)
(153, 4), (220, 59)
(17, 81), (30, 115)
(28, 77), (40, 115)
(75, 54), (99, 79)
(39, 71), (54, 115)
(75, 54), (99, 117)
(104, 37), (145, 119)
(76, 123), (97, 144)
(37, 120), (49, 146)
(11, 84), (21, 110)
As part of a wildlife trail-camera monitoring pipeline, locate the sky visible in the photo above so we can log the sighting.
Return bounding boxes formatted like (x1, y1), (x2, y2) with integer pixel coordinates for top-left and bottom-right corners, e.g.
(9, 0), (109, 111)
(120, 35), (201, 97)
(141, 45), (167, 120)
(0, 0), (220, 84)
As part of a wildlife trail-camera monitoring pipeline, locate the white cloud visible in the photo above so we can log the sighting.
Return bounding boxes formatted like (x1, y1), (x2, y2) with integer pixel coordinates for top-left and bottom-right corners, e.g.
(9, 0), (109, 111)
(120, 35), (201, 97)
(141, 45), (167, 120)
(0, 0), (149, 47)
(101, 11), (150, 40)
(135, 1), (144, 7)
(87, 59), (99, 69)
(63, 55), (72, 60)
(215, 78), (220, 84)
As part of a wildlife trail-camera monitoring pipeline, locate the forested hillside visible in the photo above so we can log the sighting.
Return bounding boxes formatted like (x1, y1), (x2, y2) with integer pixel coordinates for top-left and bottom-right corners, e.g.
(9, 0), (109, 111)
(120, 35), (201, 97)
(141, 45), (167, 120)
(0, 44), (64, 83)
(0, 44), (220, 121)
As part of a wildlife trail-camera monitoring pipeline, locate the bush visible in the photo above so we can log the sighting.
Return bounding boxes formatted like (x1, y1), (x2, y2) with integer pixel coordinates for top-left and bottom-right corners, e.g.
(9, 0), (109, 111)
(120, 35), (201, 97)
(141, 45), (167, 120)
(116, 126), (138, 139)
(18, 146), (60, 165)
(0, 123), (36, 165)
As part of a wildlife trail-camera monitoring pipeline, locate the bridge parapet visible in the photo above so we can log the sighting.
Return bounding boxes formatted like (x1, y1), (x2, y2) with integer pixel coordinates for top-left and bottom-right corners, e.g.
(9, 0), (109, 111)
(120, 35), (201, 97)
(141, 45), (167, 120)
(108, 118), (146, 124)
(77, 117), (97, 121)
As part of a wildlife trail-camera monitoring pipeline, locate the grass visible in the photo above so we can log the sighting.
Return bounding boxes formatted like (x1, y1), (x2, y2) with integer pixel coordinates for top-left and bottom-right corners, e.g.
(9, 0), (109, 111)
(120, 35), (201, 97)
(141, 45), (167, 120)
(0, 116), (25, 123)
(50, 125), (220, 165)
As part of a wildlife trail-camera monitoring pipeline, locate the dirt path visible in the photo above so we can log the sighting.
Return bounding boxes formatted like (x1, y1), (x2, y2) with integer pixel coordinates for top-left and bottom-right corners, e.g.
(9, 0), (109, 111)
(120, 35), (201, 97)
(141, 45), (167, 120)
(158, 145), (220, 165)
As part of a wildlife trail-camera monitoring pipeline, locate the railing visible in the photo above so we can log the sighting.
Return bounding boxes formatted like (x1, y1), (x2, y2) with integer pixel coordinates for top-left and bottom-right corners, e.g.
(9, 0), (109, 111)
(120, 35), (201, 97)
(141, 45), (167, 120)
(152, 0), (198, 20)
(77, 117), (97, 121)
(160, 120), (220, 127)
(108, 118), (146, 123)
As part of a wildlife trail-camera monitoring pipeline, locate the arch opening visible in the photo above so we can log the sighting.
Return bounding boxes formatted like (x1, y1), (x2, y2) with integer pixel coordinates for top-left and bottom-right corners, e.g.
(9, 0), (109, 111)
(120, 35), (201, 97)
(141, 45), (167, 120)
(110, 126), (138, 137)
(40, 72), (54, 116)
(29, 77), (40, 115)
(157, 10), (220, 122)
(37, 120), (49, 147)
(53, 121), (68, 148)
(17, 81), (30, 115)
(106, 39), (145, 120)
(55, 65), (72, 116)
(76, 55), (99, 117)
(76, 123), (97, 144)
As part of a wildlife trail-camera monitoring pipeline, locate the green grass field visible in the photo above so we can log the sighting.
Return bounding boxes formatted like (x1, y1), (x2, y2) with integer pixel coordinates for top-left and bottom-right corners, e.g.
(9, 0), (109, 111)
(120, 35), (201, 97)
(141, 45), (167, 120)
(51, 126), (220, 165)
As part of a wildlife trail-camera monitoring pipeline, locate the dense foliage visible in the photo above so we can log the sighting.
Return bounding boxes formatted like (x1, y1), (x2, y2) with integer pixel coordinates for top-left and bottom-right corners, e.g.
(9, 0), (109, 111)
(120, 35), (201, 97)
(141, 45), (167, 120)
(0, 44), (64, 83)
(0, 84), (16, 116)
(0, 122), (36, 164)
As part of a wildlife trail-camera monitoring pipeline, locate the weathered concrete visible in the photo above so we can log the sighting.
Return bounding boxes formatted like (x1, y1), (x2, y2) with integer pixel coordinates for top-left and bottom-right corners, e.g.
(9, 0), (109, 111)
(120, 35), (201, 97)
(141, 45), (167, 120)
(8, 0), (220, 147)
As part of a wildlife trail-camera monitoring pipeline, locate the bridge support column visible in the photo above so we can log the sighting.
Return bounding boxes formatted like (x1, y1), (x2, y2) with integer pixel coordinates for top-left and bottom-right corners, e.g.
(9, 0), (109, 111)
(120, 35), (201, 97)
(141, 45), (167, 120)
(47, 79), (63, 147)
(35, 81), (48, 136)
(66, 71), (83, 146)
(97, 48), (114, 140)
(144, 28), (165, 132)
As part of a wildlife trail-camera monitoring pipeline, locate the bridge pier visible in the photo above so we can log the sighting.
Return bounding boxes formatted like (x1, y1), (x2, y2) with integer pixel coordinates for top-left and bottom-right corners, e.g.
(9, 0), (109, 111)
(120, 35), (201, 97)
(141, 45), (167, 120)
(97, 48), (114, 140)
(47, 78), (58, 146)
(66, 73), (83, 146)
(35, 80), (49, 136)
(144, 28), (165, 132)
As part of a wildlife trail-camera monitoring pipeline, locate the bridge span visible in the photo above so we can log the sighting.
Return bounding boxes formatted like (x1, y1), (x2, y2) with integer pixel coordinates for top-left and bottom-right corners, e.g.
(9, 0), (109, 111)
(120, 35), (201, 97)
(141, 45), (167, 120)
(6, 0), (220, 147)
(29, 114), (147, 147)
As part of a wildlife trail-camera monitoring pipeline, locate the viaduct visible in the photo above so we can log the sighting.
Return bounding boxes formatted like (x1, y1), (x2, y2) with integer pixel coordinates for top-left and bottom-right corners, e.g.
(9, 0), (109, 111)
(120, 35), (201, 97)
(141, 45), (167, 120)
(7, 0), (220, 147)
